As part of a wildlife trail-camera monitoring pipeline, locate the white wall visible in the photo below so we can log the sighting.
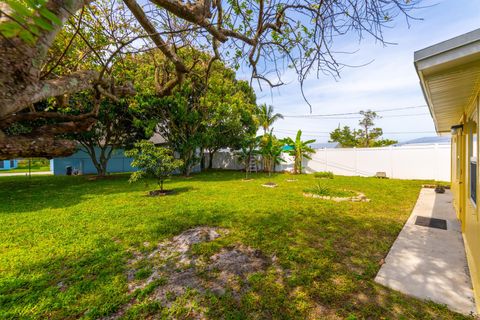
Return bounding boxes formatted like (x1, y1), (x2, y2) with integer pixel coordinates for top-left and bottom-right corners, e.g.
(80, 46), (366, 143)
(210, 144), (452, 182)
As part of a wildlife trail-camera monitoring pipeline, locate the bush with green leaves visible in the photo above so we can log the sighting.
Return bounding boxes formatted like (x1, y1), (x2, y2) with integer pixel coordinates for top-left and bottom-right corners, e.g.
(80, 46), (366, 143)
(125, 141), (183, 192)
(314, 171), (334, 179)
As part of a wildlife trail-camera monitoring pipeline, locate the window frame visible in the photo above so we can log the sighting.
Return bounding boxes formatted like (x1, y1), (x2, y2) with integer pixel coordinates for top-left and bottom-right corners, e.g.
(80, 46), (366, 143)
(469, 108), (478, 207)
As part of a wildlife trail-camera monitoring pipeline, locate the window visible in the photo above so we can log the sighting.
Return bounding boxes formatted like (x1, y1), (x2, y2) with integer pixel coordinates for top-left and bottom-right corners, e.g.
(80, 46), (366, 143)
(469, 120), (478, 205)
(9, 160), (14, 168)
(0, 161), (3, 169)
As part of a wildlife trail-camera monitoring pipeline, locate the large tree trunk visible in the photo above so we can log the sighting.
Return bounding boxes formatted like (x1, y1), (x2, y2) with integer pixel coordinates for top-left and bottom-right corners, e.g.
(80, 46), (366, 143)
(200, 148), (205, 171)
(207, 149), (218, 170)
(0, 136), (77, 159)
(181, 149), (194, 176)
(0, 0), (93, 115)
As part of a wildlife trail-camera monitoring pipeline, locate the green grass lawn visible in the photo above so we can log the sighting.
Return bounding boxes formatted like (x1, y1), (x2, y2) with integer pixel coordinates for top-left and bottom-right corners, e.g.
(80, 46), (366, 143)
(0, 165), (50, 173)
(0, 171), (469, 319)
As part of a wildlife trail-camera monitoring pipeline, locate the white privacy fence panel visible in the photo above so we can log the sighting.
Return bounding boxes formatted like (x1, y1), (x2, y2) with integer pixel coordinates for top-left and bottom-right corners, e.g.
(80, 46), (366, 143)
(210, 144), (451, 181)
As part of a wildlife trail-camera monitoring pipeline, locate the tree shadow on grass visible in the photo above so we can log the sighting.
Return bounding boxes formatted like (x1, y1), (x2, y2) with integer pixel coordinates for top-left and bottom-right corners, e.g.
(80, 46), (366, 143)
(227, 207), (466, 319)
(182, 170), (287, 183)
(0, 201), (465, 320)
(0, 237), (129, 319)
(0, 174), (142, 214)
(140, 186), (194, 197)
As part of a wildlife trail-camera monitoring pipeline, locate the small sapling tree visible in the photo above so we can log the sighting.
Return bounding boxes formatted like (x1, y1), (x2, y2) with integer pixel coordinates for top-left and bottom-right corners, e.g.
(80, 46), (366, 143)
(125, 141), (183, 195)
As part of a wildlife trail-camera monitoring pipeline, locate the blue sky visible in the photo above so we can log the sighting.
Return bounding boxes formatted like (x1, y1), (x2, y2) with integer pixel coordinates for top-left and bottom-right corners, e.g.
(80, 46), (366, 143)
(241, 0), (480, 143)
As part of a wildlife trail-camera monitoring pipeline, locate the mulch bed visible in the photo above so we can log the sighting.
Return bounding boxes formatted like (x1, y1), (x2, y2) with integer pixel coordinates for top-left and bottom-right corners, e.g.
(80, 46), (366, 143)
(149, 189), (174, 196)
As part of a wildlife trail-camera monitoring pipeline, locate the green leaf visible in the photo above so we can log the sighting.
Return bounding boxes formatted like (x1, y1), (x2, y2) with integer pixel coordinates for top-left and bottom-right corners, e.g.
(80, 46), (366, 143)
(0, 21), (21, 38)
(32, 16), (53, 31)
(39, 7), (62, 25)
(5, 0), (31, 18)
(18, 29), (35, 44)
(27, 23), (40, 36)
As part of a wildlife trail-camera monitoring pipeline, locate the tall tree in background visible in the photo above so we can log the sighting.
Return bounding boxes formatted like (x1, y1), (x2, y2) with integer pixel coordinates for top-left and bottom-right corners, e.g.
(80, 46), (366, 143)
(200, 67), (258, 170)
(257, 104), (283, 135)
(358, 110), (381, 147)
(329, 110), (397, 147)
(0, 0), (420, 158)
(283, 130), (316, 174)
(73, 97), (148, 176)
(329, 126), (361, 147)
(150, 79), (205, 177)
(143, 54), (258, 176)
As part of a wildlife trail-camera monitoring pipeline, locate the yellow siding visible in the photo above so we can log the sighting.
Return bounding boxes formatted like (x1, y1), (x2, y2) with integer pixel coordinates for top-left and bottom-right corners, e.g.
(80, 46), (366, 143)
(452, 93), (480, 312)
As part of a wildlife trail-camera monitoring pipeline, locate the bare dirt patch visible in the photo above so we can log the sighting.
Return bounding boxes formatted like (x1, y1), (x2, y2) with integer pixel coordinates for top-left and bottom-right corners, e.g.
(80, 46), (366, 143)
(107, 227), (280, 319)
(262, 182), (278, 188)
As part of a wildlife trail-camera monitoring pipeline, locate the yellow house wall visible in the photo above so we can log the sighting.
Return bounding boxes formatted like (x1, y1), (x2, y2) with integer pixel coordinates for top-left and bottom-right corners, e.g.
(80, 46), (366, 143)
(453, 93), (480, 312)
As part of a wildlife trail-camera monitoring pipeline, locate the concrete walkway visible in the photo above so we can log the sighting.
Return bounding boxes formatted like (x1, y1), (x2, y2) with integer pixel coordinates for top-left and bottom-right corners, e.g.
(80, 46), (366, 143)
(375, 188), (476, 315)
(0, 171), (52, 177)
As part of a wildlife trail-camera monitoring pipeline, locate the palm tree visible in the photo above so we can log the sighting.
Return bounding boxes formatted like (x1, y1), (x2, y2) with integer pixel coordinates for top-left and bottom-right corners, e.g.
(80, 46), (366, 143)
(283, 130), (316, 174)
(257, 104), (284, 135)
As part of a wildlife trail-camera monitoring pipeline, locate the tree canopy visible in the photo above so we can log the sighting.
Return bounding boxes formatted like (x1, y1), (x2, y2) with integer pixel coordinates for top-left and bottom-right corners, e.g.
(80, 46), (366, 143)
(0, 0), (420, 158)
(329, 110), (397, 147)
(257, 104), (283, 135)
(139, 53), (259, 176)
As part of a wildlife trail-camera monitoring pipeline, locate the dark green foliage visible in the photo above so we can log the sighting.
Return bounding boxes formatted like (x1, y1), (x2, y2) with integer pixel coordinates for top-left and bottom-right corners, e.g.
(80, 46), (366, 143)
(125, 140), (183, 191)
(329, 110), (398, 147)
(71, 96), (149, 176)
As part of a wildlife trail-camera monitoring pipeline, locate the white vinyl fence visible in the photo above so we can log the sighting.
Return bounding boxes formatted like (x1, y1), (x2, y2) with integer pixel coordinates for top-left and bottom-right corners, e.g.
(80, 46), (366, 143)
(208, 144), (451, 182)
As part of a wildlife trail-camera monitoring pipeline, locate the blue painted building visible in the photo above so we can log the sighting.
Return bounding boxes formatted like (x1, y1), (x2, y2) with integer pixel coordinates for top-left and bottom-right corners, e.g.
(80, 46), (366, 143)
(52, 147), (135, 175)
(0, 159), (18, 170)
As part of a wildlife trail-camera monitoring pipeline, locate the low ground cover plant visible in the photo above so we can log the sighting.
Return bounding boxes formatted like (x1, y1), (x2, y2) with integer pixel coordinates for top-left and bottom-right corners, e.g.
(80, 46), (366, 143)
(314, 171), (334, 179)
(304, 181), (356, 198)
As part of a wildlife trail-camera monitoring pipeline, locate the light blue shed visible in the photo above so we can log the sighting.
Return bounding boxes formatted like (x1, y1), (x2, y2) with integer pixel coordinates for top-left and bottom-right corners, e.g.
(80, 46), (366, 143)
(0, 160), (18, 170)
(52, 147), (135, 175)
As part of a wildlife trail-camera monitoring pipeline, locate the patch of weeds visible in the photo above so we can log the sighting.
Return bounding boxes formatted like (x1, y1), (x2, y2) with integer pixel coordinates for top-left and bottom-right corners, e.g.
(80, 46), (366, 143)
(134, 267), (153, 280)
(304, 182), (356, 198)
(161, 289), (205, 318)
(314, 171), (334, 179)
(134, 277), (166, 299)
(190, 238), (227, 258)
(123, 301), (163, 319)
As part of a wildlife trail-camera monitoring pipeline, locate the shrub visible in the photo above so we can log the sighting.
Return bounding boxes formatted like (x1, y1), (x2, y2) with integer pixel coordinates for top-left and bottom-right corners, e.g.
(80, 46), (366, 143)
(314, 171), (334, 179)
(125, 141), (183, 192)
